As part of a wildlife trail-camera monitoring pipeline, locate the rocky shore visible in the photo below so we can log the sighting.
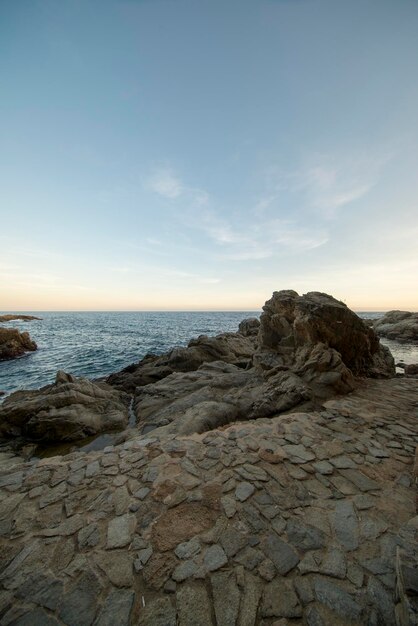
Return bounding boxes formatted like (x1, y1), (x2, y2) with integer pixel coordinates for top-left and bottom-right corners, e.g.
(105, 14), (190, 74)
(374, 311), (418, 343)
(0, 315), (42, 323)
(0, 328), (37, 361)
(0, 290), (417, 625)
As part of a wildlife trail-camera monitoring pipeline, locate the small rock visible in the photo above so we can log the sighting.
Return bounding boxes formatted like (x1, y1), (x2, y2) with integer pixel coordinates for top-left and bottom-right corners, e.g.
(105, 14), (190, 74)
(235, 482), (255, 502)
(203, 544), (228, 571)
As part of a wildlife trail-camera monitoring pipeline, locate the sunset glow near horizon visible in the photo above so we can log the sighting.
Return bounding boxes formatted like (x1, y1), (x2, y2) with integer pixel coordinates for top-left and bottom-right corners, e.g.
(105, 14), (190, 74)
(1, 1), (418, 313)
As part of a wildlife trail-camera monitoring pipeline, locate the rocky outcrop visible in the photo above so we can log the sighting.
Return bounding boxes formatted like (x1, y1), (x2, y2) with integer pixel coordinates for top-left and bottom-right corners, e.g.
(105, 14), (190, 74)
(130, 291), (394, 437)
(107, 332), (257, 393)
(0, 314), (42, 322)
(0, 371), (129, 442)
(0, 327), (37, 360)
(258, 290), (394, 379)
(374, 310), (418, 342)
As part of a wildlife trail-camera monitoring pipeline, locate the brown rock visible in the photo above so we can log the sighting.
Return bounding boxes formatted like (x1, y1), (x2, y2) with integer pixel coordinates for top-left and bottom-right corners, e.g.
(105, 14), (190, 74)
(0, 370), (129, 441)
(151, 502), (218, 551)
(0, 327), (37, 360)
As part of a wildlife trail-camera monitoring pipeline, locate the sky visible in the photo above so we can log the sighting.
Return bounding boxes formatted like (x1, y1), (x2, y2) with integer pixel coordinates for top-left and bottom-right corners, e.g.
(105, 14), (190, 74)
(1, 0), (418, 311)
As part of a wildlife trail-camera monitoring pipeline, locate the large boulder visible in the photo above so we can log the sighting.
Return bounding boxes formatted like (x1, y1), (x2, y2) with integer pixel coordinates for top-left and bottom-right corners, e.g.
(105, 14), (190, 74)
(258, 290), (394, 379)
(0, 371), (129, 442)
(0, 327), (37, 360)
(373, 310), (418, 342)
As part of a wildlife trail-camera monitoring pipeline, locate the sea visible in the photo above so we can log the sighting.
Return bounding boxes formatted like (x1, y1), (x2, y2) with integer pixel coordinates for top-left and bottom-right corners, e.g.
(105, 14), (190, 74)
(1, 311), (418, 398)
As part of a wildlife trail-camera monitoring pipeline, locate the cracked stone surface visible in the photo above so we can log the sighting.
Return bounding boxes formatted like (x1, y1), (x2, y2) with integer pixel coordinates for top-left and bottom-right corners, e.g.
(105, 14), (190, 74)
(0, 377), (417, 625)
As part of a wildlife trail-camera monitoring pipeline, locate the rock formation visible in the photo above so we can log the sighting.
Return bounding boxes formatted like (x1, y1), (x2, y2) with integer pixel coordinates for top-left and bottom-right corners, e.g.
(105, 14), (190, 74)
(374, 310), (418, 342)
(0, 376), (416, 626)
(0, 371), (129, 442)
(0, 314), (42, 322)
(117, 291), (394, 437)
(0, 327), (37, 360)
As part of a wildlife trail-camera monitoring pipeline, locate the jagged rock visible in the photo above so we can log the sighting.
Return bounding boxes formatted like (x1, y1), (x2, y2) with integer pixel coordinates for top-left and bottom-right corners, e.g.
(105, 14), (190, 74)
(0, 371), (129, 441)
(128, 291), (394, 436)
(374, 310), (418, 342)
(0, 327), (37, 360)
(107, 332), (256, 393)
(258, 290), (394, 379)
(238, 317), (260, 336)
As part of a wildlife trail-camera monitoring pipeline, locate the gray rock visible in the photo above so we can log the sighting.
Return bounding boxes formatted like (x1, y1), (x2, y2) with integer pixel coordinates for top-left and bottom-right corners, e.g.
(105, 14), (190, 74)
(6, 608), (60, 626)
(107, 514), (136, 549)
(203, 544), (228, 571)
(366, 576), (395, 625)
(176, 582), (214, 626)
(16, 573), (63, 611)
(137, 596), (176, 626)
(174, 538), (201, 560)
(234, 546), (264, 570)
(93, 590), (134, 626)
(78, 524), (100, 549)
(332, 500), (359, 551)
(261, 578), (302, 618)
(313, 460), (334, 475)
(286, 518), (326, 551)
(211, 571), (240, 626)
(283, 444), (316, 464)
(134, 547), (153, 571)
(314, 577), (362, 621)
(221, 495), (237, 518)
(59, 571), (102, 626)
(261, 533), (299, 574)
(172, 559), (199, 582)
(235, 482), (255, 502)
(305, 604), (326, 626)
(219, 527), (248, 557)
(294, 576), (314, 605)
(319, 548), (347, 579)
(340, 469), (380, 492)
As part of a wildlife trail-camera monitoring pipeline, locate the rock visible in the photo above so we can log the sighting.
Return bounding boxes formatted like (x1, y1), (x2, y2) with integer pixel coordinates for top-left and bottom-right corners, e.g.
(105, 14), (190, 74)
(258, 290), (394, 380)
(261, 533), (299, 574)
(0, 314), (42, 322)
(404, 363), (418, 376)
(314, 577), (362, 621)
(59, 571), (101, 626)
(235, 481), (255, 502)
(0, 327), (37, 360)
(331, 501), (359, 551)
(176, 582), (214, 626)
(122, 290), (395, 438)
(93, 590), (134, 626)
(203, 544), (228, 571)
(0, 371), (129, 441)
(137, 597), (176, 626)
(261, 579), (302, 618)
(374, 310), (418, 342)
(238, 317), (260, 336)
(107, 331), (256, 393)
(107, 514), (136, 549)
(211, 571), (240, 626)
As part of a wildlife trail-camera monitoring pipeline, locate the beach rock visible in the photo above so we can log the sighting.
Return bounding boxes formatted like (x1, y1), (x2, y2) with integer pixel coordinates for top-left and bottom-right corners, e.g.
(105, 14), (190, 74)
(0, 327), (37, 360)
(404, 363), (418, 376)
(129, 290), (394, 436)
(373, 310), (418, 342)
(258, 290), (394, 380)
(0, 314), (42, 322)
(107, 332), (256, 393)
(238, 317), (260, 336)
(0, 371), (129, 441)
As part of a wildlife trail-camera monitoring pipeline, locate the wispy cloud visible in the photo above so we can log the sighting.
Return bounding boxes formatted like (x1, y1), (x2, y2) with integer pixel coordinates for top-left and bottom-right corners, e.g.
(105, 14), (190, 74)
(147, 168), (184, 199)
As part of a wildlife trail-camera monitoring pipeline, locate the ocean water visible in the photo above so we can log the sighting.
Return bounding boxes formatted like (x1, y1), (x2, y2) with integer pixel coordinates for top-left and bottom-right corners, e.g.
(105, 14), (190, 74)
(1, 311), (417, 397)
(0, 311), (259, 396)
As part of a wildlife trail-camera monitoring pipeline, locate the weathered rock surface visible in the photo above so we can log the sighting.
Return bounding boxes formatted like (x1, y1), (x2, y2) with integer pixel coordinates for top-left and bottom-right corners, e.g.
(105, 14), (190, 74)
(0, 376), (416, 625)
(0, 327), (37, 360)
(0, 314), (42, 322)
(374, 310), (418, 342)
(130, 291), (394, 436)
(0, 371), (129, 442)
(107, 332), (257, 393)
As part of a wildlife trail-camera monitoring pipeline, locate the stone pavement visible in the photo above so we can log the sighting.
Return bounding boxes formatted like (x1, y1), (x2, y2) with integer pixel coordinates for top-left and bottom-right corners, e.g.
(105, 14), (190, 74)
(0, 377), (417, 625)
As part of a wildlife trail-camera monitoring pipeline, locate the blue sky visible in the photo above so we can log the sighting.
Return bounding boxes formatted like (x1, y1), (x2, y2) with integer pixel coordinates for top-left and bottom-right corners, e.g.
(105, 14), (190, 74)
(1, 0), (417, 310)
